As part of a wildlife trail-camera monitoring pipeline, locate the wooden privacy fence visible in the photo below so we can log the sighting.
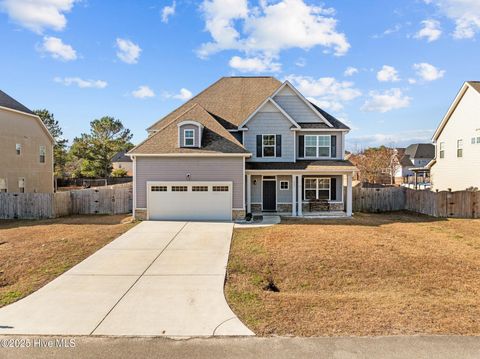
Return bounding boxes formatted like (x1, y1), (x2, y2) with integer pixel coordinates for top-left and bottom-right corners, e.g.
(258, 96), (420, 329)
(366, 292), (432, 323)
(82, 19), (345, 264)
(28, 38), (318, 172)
(353, 186), (480, 218)
(0, 187), (132, 219)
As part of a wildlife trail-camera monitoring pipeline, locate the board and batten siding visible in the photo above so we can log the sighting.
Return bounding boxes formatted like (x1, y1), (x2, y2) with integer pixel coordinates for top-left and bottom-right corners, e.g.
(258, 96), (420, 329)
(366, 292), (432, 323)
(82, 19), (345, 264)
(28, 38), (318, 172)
(135, 157), (244, 208)
(244, 111), (295, 162)
(273, 86), (320, 123)
(431, 86), (480, 191)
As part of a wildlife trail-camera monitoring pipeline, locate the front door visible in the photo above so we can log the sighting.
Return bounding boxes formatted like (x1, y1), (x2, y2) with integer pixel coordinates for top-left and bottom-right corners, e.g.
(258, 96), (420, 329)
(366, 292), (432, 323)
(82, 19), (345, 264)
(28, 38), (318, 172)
(262, 180), (276, 211)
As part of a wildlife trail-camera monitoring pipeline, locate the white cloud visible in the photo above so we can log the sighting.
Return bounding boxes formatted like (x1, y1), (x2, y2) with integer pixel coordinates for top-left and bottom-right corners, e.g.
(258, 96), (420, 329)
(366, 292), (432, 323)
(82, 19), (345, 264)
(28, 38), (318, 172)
(54, 77), (108, 89)
(408, 78), (417, 84)
(161, 1), (176, 23)
(285, 75), (361, 112)
(415, 19), (442, 42)
(164, 88), (193, 101)
(424, 0), (480, 39)
(39, 36), (76, 61)
(115, 38), (141, 64)
(372, 24), (402, 39)
(344, 66), (358, 77)
(349, 129), (433, 148)
(229, 55), (281, 73)
(376, 65), (400, 82)
(413, 62), (445, 81)
(0, 0), (76, 33)
(198, 0), (350, 71)
(361, 88), (411, 113)
(295, 57), (306, 67)
(132, 85), (155, 99)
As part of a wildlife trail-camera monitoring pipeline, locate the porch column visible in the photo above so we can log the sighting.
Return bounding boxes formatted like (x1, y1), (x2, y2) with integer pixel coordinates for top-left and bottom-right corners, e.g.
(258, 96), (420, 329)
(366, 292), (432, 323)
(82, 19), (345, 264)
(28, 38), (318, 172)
(246, 174), (252, 214)
(297, 175), (303, 216)
(346, 173), (353, 216)
(291, 175), (297, 216)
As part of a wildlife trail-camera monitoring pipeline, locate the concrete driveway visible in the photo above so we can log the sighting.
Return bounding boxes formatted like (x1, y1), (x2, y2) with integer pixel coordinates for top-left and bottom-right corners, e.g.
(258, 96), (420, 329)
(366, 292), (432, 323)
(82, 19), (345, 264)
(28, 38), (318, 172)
(0, 221), (253, 337)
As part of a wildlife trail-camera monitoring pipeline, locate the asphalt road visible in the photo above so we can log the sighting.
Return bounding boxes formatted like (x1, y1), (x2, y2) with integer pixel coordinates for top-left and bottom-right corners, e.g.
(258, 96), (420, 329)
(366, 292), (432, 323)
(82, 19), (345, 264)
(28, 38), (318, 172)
(1, 336), (479, 359)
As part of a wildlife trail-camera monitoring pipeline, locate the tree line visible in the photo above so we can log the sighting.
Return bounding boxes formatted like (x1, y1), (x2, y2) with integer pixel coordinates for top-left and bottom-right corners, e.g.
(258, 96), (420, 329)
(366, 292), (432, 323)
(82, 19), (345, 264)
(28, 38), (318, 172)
(35, 110), (133, 179)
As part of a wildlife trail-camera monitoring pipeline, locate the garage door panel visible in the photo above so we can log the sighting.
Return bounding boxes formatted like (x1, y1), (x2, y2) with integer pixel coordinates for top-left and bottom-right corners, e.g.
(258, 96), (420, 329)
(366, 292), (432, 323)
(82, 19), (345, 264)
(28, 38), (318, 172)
(147, 182), (232, 221)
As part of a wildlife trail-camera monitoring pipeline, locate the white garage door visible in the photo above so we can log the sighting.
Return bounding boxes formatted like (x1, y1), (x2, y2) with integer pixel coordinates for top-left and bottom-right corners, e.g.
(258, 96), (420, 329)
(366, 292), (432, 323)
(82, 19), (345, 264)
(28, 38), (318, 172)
(147, 181), (232, 221)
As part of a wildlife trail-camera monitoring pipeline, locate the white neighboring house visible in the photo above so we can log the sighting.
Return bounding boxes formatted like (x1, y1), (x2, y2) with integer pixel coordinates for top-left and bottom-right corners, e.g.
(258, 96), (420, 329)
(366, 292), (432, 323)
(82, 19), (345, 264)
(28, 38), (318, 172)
(394, 144), (434, 177)
(428, 81), (480, 191)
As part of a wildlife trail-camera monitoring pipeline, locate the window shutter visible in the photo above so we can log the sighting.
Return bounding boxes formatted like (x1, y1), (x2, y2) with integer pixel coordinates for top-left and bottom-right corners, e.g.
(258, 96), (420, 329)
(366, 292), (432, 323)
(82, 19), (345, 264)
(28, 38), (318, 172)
(298, 135), (304, 158)
(331, 136), (337, 158)
(276, 135), (282, 157)
(256, 135), (262, 158)
(330, 177), (337, 201)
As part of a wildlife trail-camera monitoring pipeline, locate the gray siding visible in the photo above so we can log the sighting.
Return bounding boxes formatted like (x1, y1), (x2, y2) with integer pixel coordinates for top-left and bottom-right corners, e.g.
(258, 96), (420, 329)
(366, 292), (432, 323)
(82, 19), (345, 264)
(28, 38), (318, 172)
(244, 112), (295, 162)
(277, 175), (292, 203)
(274, 94), (320, 123)
(135, 157), (244, 208)
(296, 131), (344, 159)
(251, 175), (262, 203)
(178, 124), (200, 147)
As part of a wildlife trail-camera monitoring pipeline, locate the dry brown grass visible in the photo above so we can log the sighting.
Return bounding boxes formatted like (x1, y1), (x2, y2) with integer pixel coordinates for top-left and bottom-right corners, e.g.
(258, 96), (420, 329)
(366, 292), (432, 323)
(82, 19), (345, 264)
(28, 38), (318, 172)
(226, 212), (480, 336)
(0, 215), (136, 307)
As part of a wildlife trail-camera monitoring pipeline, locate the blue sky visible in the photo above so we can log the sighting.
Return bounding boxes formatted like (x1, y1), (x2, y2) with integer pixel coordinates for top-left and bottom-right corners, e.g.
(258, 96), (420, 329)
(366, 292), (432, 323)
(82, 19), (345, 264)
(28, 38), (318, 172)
(1, 0), (479, 150)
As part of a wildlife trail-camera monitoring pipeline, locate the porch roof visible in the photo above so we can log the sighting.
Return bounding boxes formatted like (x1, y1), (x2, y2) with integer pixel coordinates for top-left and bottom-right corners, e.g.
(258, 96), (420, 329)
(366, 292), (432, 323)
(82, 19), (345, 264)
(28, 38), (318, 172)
(245, 160), (357, 172)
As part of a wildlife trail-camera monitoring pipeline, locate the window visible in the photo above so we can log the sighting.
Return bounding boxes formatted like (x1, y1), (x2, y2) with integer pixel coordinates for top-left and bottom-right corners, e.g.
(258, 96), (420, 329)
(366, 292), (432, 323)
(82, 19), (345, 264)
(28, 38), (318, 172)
(262, 135), (276, 157)
(18, 177), (25, 193)
(457, 139), (463, 158)
(151, 186), (167, 192)
(304, 135), (330, 158)
(192, 186), (208, 192)
(184, 129), (195, 147)
(472, 137), (476, 144)
(172, 186), (188, 192)
(0, 178), (6, 192)
(439, 142), (445, 159)
(477, 137), (480, 144)
(212, 186), (229, 192)
(304, 178), (330, 200)
(16, 143), (21, 155)
(280, 181), (289, 190)
(39, 145), (46, 163)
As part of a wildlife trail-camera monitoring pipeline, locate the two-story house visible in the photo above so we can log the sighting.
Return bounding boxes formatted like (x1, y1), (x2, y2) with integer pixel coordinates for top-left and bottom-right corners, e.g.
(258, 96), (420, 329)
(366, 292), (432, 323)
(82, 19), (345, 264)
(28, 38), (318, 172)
(428, 81), (480, 191)
(395, 143), (434, 183)
(0, 90), (54, 193)
(129, 77), (357, 221)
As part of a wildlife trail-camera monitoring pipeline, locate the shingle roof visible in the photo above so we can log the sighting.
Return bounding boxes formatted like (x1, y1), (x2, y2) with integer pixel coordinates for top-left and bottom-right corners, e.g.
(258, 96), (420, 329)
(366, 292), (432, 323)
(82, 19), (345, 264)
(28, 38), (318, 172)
(148, 77), (282, 131)
(245, 160), (357, 171)
(112, 151), (132, 163)
(404, 143), (435, 159)
(309, 102), (350, 130)
(130, 103), (248, 155)
(0, 90), (34, 115)
(467, 81), (480, 94)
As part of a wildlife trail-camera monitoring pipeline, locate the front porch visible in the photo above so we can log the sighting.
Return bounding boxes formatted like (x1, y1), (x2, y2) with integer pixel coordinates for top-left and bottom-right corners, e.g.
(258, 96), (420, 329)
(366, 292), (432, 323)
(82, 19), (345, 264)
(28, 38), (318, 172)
(245, 169), (354, 218)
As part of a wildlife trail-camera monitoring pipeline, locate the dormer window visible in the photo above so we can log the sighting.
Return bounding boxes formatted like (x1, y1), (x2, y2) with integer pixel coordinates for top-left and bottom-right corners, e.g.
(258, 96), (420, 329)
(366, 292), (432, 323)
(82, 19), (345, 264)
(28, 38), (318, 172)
(184, 129), (195, 147)
(178, 120), (203, 148)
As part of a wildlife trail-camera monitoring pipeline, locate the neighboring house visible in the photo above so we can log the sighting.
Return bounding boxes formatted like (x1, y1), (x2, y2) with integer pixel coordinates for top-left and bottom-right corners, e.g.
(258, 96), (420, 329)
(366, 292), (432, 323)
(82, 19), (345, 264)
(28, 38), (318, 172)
(111, 151), (133, 176)
(428, 81), (480, 191)
(395, 143), (434, 180)
(128, 77), (356, 221)
(0, 90), (54, 193)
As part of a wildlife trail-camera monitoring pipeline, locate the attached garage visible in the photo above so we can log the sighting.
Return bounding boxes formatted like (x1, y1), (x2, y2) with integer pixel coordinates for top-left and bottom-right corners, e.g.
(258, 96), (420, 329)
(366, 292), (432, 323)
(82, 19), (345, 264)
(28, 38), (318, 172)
(146, 181), (232, 221)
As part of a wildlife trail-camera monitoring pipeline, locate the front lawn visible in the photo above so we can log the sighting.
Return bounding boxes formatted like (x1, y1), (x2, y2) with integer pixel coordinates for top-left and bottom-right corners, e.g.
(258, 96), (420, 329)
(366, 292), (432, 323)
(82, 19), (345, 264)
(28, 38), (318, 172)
(0, 215), (136, 307)
(226, 212), (480, 336)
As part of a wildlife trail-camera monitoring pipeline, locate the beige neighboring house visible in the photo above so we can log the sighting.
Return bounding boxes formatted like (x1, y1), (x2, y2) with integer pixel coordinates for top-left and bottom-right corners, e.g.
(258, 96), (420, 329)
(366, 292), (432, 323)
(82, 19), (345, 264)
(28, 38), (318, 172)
(428, 81), (480, 191)
(0, 90), (54, 193)
(111, 151), (133, 176)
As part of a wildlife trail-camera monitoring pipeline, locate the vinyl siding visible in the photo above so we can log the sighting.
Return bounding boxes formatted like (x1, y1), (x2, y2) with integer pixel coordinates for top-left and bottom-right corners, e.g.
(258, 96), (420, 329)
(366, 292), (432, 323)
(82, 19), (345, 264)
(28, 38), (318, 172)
(135, 157), (244, 208)
(431, 87), (480, 191)
(0, 108), (53, 193)
(178, 124), (200, 147)
(296, 131), (344, 159)
(251, 175), (262, 203)
(273, 86), (321, 123)
(244, 111), (295, 162)
(277, 175), (292, 203)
